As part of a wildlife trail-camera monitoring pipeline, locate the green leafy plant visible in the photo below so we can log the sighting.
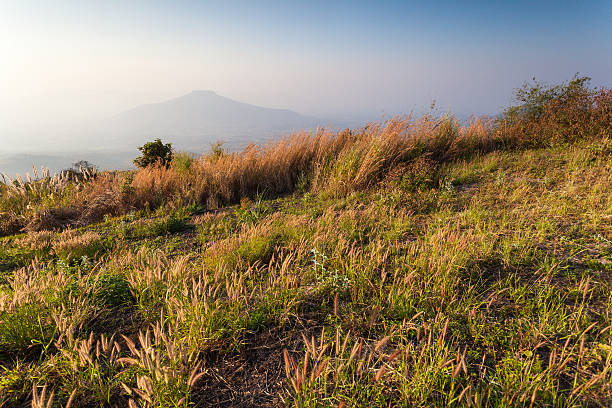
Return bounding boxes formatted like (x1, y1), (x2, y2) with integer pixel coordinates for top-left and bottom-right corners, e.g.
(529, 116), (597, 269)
(497, 74), (600, 146)
(502, 74), (592, 123)
(311, 248), (350, 294)
(133, 139), (174, 168)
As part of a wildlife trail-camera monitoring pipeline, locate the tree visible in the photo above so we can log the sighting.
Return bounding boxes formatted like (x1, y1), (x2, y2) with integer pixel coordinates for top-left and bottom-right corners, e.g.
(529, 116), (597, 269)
(72, 160), (95, 172)
(59, 160), (97, 181)
(134, 139), (173, 168)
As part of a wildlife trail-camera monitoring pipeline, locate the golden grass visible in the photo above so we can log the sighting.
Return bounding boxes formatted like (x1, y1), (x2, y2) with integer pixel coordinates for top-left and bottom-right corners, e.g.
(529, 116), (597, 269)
(2, 82), (611, 236)
(0, 81), (610, 406)
(1, 137), (610, 406)
(51, 231), (102, 260)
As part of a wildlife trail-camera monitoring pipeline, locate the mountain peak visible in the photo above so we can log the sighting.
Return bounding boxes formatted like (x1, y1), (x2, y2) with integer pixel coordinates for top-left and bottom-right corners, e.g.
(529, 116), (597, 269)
(189, 90), (217, 96)
(100, 90), (320, 152)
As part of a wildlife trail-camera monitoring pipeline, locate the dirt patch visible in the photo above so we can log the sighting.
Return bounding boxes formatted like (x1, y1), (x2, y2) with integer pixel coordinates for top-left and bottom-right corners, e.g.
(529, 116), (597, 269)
(192, 324), (321, 408)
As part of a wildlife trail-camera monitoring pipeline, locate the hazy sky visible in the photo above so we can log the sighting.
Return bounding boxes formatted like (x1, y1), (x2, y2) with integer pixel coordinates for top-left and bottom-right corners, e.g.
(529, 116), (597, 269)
(1, 0), (611, 149)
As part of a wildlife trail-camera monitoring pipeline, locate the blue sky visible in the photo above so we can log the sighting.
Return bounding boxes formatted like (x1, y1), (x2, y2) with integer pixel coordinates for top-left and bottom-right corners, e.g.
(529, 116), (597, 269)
(1, 0), (611, 146)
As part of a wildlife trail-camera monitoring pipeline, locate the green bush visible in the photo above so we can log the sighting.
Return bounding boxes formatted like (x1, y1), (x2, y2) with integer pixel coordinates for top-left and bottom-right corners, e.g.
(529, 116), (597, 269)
(496, 74), (602, 146)
(500, 74), (591, 124)
(134, 138), (174, 168)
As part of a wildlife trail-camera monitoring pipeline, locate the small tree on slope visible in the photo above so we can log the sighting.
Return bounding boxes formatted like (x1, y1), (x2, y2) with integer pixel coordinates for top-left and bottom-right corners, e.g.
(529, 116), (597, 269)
(133, 139), (173, 168)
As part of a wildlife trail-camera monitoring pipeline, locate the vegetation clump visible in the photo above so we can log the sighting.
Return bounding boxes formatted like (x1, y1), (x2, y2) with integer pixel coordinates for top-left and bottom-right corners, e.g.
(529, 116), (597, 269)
(499, 74), (612, 145)
(133, 138), (174, 169)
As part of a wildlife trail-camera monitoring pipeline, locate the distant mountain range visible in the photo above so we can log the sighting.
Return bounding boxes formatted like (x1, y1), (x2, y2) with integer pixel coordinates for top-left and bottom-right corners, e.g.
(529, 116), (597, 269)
(93, 90), (323, 152)
(1, 91), (347, 177)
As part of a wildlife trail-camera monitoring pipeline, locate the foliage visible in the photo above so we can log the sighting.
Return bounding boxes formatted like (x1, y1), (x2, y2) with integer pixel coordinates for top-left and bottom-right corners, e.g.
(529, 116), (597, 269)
(497, 74), (611, 146)
(133, 139), (174, 169)
(502, 74), (592, 123)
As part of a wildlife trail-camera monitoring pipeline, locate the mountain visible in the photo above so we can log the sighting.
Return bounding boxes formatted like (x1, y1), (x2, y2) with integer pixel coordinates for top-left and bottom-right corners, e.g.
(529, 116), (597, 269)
(1, 92), (351, 177)
(94, 91), (322, 152)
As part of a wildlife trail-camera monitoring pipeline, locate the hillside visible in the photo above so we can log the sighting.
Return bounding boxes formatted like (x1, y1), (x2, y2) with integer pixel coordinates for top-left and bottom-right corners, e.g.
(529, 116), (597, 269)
(0, 79), (611, 407)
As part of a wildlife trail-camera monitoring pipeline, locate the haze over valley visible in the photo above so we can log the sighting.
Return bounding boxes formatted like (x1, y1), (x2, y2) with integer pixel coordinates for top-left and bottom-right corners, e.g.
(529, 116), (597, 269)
(1, 91), (359, 177)
(3, 2), (609, 179)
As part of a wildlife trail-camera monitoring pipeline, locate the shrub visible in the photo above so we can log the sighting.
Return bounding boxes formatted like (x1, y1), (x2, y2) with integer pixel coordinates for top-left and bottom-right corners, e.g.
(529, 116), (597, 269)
(504, 75), (591, 123)
(497, 74), (609, 146)
(133, 139), (174, 169)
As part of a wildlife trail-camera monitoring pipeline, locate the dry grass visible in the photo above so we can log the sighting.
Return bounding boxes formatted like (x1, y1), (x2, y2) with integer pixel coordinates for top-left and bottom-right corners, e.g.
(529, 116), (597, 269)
(2, 79), (610, 236)
(15, 230), (55, 250)
(1, 114), (496, 235)
(51, 231), (102, 261)
(0, 80), (610, 407)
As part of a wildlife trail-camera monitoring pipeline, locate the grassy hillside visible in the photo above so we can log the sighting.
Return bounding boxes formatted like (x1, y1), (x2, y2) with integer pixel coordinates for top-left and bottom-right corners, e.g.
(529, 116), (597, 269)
(0, 78), (611, 407)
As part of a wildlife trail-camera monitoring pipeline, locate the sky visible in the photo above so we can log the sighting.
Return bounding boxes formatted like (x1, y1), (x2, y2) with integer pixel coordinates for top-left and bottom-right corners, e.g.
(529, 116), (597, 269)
(1, 0), (611, 150)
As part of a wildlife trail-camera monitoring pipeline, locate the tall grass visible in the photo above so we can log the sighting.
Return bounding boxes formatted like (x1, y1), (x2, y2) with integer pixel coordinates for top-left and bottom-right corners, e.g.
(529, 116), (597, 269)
(0, 133), (610, 405)
(1, 77), (610, 236)
(0, 115), (492, 235)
